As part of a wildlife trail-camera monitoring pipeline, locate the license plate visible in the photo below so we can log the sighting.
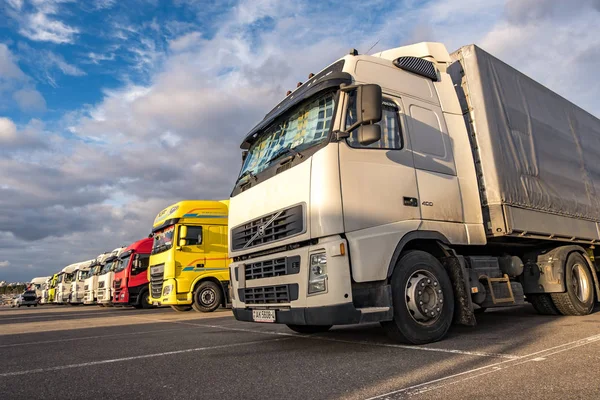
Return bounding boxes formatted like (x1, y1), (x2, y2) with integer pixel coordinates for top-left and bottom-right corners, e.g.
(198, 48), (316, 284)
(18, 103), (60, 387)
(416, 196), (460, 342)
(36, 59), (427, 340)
(252, 309), (276, 323)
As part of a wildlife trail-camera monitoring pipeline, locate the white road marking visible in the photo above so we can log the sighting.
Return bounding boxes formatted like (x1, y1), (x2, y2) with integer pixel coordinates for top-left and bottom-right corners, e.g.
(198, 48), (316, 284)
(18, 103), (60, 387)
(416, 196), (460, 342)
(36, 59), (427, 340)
(0, 326), (197, 348)
(0, 337), (289, 378)
(129, 315), (520, 359)
(364, 333), (600, 399)
(0, 310), (140, 321)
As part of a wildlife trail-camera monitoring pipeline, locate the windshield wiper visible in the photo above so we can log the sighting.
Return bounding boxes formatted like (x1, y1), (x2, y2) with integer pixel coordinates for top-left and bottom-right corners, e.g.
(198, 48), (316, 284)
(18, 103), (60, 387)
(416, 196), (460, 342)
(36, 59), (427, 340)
(268, 147), (303, 165)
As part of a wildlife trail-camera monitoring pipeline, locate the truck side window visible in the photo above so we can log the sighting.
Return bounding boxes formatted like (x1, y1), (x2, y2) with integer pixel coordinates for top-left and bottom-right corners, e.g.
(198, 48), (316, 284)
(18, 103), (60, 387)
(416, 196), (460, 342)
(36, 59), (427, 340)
(184, 226), (203, 246)
(132, 254), (150, 275)
(346, 92), (402, 149)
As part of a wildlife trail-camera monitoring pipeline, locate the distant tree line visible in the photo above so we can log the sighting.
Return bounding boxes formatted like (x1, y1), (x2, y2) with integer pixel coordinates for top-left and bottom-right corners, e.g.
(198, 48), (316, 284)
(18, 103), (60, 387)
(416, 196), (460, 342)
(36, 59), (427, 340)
(0, 284), (27, 295)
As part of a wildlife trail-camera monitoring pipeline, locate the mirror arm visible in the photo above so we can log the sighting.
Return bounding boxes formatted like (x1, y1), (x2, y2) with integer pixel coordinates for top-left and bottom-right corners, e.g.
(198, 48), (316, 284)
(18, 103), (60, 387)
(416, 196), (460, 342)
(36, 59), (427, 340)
(339, 84), (360, 92)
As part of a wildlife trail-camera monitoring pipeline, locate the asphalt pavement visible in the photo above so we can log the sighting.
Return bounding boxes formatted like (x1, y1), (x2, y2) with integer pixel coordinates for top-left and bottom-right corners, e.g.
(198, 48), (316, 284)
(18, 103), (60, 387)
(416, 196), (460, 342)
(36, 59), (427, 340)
(1, 303), (599, 399)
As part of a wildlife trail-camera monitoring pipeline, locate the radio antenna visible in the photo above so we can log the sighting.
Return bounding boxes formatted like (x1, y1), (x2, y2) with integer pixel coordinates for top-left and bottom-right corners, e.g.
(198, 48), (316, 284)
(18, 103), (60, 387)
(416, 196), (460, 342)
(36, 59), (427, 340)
(365, 39), (380, 55)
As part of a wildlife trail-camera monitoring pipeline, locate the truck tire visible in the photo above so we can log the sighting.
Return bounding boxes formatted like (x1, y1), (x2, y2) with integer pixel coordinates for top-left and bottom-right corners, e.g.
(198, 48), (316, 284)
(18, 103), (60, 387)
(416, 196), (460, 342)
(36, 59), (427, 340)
(192, 281), (222, 313)
(528, 294), (559, 315)
(550, 253), (595, 316)
(133, 290), (152, 309)
(171, 305), (193, 312)
(381, 250), (454, 344)
(287, 325), (332, 334)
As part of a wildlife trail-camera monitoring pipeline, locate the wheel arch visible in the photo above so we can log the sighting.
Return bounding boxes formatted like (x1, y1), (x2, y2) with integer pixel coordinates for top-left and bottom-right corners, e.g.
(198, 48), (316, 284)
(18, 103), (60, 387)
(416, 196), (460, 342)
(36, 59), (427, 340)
(192, 276), (228, 307)
(386, 231), (451, 279)
(524, 245), (600, 302)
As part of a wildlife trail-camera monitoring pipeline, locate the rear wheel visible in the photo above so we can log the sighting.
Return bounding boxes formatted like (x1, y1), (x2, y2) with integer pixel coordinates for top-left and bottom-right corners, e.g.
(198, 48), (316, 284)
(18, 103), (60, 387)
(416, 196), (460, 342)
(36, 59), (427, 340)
(192, 281), (222, 313)
(171, 305), (193, 312)
(287, 325), (332, 334)
(381, 250), (454, 344)
(551, 253), (595, 316)
(529, 294), (560, 315)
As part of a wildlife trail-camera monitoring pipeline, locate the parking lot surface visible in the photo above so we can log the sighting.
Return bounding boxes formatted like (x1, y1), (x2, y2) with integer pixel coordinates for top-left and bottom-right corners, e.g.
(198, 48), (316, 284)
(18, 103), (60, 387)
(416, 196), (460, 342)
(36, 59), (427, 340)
(1, 304), (599, 399)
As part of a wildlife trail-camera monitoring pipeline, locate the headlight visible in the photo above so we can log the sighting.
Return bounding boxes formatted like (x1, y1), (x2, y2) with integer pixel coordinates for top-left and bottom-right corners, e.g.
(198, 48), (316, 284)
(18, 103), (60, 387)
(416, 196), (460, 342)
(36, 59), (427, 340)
(163, 285), (173, 296)
(308, 253), (327, 294)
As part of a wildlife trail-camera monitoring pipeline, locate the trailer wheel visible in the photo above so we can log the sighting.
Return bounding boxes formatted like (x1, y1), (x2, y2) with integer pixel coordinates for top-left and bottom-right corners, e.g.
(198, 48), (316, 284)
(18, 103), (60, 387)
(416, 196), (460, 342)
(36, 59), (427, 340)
(287, 325), (332, 334)
(171, 305), (193, 312)
(528, 294), (560, 315)
(381, 250), (454, 344)
(192, 281), (222, 313)
(551, 253), (594, 316)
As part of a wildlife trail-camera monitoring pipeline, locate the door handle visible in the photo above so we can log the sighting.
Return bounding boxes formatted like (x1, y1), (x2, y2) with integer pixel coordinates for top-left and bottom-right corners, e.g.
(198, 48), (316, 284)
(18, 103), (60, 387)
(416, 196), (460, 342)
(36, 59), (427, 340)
(403, 197), (418, 207)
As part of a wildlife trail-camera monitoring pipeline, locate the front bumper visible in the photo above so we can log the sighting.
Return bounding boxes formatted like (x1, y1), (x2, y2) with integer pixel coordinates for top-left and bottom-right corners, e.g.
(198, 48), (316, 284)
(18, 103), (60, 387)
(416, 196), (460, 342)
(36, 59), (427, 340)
(229, 236), (355, 325)
(96, 288), (112, 304)
(83, 291), (96, 304)
(149, 279), (192, 306)
(232, 302), (360, 325)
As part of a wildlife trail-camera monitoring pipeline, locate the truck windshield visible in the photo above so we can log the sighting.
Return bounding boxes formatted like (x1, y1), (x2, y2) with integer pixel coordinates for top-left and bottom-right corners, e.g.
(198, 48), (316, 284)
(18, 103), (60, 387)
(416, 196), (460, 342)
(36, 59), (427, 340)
(78, 270), (90, 280)
(152, 225), (174, 255)
(90, 265), (101, 276)
(237, 92), (335, 180)
(100, 259), (116, 275)
(114, 253), (131, 272)
(57, 274), (64, 283)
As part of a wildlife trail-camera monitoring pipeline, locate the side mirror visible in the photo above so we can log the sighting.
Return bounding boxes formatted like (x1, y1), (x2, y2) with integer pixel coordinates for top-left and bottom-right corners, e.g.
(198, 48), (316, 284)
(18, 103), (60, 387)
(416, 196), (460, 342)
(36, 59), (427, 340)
(133, 254), (140, 269)
(357, 124), (382, 146)
(179, 225), (188, 247)
(356, 84), (382, 125)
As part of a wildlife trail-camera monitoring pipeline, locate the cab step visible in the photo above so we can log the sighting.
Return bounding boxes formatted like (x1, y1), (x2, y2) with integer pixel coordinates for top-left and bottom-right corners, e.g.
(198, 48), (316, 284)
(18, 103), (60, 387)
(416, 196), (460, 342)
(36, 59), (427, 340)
(358, 306), (393, 323)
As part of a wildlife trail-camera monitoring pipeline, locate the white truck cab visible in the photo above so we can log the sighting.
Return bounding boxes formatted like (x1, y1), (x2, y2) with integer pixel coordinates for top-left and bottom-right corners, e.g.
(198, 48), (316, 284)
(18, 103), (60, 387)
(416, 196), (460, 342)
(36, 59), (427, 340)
(69, 260), (94, 305)
(83, 252), (113, 305)
(55, 263), (80, 304)
(228, 42), (600, 344)
(29, 276), (50, 302)
(96, 247), (125, 306)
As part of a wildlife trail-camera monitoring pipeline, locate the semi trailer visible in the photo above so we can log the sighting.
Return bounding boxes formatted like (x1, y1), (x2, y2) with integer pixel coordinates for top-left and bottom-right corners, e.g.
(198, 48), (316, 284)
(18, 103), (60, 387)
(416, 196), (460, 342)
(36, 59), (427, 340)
(228, 42), (600, 344)
(148, 200), (230, 312)
(112, 237), (153, 308)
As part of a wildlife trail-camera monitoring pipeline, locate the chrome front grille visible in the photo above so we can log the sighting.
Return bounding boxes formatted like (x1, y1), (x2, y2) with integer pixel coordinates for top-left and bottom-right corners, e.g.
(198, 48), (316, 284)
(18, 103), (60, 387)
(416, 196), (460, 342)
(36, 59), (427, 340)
(238, 284), (299, 304)
(150, 264), (164, 298)
(244, 256), (300, 280)
(113, 279), (122, 288)
(231, 204), (304, 251)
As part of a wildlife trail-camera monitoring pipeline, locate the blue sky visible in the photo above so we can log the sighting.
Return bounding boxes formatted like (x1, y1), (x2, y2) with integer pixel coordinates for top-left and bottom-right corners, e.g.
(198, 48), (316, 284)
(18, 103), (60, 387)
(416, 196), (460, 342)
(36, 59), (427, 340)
(1, 0), (600, 282)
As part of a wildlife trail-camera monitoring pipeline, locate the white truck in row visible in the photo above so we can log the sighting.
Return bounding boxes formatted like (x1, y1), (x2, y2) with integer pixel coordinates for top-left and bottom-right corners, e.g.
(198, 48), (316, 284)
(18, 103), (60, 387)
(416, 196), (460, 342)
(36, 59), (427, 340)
(83, 248), (124, 305)
(228, 42), (600, 344)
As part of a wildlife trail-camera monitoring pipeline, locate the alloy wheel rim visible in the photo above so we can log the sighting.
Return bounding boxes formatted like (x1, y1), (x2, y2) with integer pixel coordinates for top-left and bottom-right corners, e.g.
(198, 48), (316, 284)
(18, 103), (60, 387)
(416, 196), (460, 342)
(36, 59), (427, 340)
(572, 263), (591, 303)
(405, 270), (443, 325)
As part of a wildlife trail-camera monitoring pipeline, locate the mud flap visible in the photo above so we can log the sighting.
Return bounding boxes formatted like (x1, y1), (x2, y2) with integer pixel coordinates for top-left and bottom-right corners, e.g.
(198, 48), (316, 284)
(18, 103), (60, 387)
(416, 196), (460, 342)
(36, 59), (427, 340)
(442, 256), (476, 326)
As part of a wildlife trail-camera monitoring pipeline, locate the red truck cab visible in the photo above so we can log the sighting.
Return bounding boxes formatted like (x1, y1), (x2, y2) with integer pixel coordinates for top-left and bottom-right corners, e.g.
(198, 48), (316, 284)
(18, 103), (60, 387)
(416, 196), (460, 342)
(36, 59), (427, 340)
(112, 237), (152, 308)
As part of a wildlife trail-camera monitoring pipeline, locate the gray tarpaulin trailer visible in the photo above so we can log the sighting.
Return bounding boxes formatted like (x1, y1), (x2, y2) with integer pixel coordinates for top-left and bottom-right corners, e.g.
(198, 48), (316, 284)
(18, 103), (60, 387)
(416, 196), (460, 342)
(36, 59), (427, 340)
(450, 45), (600, 243)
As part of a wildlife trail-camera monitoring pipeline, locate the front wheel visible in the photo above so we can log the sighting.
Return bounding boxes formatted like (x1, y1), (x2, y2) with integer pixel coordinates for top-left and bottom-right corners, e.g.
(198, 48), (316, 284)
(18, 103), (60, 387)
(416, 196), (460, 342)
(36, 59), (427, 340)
(171, 305), (193, 312)
(192, 281), (222, 313)
(381, 250), (455, 344)
(287, 325), (332, 334)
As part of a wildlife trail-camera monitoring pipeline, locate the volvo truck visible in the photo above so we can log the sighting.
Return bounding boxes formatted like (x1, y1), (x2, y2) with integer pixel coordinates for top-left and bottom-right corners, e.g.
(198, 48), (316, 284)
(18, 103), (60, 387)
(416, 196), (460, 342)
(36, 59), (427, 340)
(112, 237), (153, 308)
(148, 200), (230, 312)
(228, 42), (600, 344)
(84, 252), (115, 305)
(96, 247), (126, 306)
(69, 260), (94, 305)
(55, 263), (79, 304)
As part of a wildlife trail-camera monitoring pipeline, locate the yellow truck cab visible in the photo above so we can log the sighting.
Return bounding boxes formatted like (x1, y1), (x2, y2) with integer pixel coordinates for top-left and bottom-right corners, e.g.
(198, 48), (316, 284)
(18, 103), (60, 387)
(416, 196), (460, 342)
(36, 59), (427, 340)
(148, 200), (230, 312)
(47, 273), (58, 303)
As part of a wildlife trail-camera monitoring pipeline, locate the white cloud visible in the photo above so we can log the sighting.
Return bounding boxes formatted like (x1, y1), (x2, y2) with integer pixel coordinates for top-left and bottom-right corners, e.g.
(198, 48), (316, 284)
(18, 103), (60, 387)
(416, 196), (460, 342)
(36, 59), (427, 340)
(19, 12), (79, 44)
(0, 261), (10, 268)
(13, 89), (47, 113)
(0, 118), (18, 142)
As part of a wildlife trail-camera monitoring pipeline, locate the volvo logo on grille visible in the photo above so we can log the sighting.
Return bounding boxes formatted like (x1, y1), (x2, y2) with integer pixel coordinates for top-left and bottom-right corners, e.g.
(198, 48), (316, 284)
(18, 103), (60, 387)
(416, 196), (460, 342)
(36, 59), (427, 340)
(244, 210), (283, 249)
